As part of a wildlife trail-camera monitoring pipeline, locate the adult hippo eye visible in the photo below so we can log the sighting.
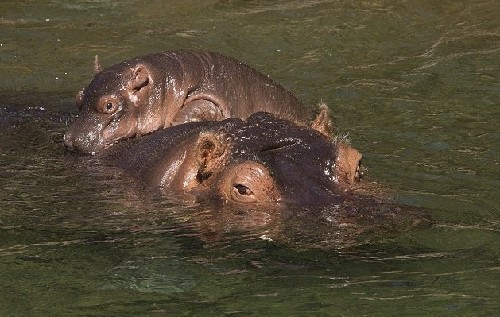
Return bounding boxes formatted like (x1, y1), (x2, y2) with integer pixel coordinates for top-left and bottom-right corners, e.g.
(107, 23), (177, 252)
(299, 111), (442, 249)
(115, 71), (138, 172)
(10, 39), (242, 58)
(220, 162), (280, 204)
(101, 101), (119, 114)
(234, 184), (254, 196)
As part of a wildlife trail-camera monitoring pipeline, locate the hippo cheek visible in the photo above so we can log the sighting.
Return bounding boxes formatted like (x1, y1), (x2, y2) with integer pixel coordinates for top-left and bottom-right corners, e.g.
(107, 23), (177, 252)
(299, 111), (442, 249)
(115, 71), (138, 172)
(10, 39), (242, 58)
(148, 148), (197, 191)
(101, 112), (140, 147)
(145, 132), (230, 194)
(217, 161), (281, 205)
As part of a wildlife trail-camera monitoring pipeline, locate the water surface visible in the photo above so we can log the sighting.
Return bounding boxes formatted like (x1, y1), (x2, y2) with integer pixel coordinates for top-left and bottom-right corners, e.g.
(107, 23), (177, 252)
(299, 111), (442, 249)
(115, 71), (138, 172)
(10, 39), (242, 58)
(1, 1), (498, 316)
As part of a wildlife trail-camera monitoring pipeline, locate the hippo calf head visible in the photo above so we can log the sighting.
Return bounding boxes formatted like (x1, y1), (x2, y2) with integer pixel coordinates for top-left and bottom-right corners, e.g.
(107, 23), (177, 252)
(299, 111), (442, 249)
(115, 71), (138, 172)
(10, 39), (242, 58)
(64, 57), (162, 154)
(109, 109), (362, 207)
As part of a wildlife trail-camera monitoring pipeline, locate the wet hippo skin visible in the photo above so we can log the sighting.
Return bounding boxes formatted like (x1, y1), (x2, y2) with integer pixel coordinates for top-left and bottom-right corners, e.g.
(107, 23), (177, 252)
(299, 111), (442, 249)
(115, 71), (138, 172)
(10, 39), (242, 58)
(101, 108), (362, 208)
(64, 50), (311, 154)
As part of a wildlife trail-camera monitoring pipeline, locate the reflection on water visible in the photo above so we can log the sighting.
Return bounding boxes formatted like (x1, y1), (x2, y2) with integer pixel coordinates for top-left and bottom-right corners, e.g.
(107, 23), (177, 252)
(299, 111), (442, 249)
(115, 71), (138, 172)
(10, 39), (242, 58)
(1, 0), (499, 316)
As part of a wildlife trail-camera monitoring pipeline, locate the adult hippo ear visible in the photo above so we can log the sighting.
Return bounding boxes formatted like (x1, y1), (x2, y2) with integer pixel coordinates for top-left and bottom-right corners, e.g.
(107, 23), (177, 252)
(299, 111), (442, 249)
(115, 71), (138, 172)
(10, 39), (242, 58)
(310, 103), (362, 186)
(126, 64), (152, 105)
(195, 132), (228, 183)
(311, 102), (334, 137)
(336, 142), (362, 185)
(145, 131), (229, 192)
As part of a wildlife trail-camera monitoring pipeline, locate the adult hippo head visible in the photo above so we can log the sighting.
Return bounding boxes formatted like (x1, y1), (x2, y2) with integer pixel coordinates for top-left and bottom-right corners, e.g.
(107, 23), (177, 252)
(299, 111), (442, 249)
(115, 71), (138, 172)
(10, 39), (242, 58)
(102, 108), (362, 207)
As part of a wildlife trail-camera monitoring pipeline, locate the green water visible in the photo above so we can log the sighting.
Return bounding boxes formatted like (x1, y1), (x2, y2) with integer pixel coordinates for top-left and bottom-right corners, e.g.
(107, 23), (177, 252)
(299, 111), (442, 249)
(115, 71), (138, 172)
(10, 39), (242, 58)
(1, 1), (498, 316)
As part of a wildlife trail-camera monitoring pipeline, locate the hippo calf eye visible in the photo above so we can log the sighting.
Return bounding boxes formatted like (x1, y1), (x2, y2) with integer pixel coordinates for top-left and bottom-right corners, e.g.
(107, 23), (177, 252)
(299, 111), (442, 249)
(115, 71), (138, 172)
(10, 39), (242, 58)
(101, 101), (119, 114)
(98, 96), (121, 114)
(234, 184), (253, 196)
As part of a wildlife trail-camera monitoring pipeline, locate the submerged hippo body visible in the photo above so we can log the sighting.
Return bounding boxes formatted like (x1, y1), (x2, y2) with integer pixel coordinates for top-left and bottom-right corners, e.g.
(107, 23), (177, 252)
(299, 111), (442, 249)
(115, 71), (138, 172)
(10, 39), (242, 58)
(89, 110), (430, 242)
(64, 50), (310, 154)
(102, 110), (362, 207)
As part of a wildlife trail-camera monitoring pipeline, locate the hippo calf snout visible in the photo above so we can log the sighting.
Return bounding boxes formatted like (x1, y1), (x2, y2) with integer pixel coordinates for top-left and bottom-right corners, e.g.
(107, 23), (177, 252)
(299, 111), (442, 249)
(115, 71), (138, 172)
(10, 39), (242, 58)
(63, 124), (106, 154)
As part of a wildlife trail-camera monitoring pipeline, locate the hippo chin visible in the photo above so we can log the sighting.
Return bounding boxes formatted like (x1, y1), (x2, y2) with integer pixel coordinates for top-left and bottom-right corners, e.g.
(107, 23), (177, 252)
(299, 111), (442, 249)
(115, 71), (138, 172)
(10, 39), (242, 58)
(100, 107), (362, 208)
(64, 50), (310, 154)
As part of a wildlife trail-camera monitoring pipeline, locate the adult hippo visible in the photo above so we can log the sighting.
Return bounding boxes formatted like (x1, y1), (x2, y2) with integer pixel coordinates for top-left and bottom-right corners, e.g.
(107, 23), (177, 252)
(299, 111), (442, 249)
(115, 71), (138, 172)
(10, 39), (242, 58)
(79, 107), (429, 244)
(64, 50), (311, 154)
(100, 107), (361, 207)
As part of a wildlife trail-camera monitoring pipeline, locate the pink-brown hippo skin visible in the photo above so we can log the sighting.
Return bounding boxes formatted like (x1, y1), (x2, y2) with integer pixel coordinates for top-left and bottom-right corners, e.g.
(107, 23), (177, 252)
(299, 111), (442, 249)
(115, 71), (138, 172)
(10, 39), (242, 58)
(102, 109), (362, 207)
(64, 50), (311, 154)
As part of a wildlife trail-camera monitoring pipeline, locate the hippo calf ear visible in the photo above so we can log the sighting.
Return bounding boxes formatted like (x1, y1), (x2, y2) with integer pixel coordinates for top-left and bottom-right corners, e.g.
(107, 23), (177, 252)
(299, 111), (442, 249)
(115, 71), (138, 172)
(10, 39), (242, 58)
(311, 102), (334, 137)
(128, 64), (151, 94)
(196, 132), (228, 182)
(336, 142), (362, 185)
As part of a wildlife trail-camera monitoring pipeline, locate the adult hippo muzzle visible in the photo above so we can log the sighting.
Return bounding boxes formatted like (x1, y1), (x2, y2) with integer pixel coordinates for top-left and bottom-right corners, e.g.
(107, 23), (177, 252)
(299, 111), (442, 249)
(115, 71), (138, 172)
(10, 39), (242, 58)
(64, 50), (310, 154)
(101, 107), (362, 207)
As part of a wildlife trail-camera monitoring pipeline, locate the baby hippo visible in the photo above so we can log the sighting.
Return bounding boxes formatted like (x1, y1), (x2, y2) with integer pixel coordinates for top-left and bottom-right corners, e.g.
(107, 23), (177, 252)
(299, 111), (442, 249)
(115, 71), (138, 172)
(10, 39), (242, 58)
(102, 108), (362, 207)
(64, 50), (310, 154)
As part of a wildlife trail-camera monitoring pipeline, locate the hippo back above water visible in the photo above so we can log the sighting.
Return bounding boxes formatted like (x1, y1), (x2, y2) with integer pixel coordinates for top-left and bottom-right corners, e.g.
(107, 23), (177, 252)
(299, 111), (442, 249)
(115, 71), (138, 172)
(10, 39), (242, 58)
(64, 50), (311, 154)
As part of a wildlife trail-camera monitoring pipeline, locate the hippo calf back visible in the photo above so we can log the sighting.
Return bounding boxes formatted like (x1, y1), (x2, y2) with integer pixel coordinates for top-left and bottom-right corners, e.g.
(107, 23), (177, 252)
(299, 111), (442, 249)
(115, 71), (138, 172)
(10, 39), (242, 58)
(64, 50), (310, 154)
